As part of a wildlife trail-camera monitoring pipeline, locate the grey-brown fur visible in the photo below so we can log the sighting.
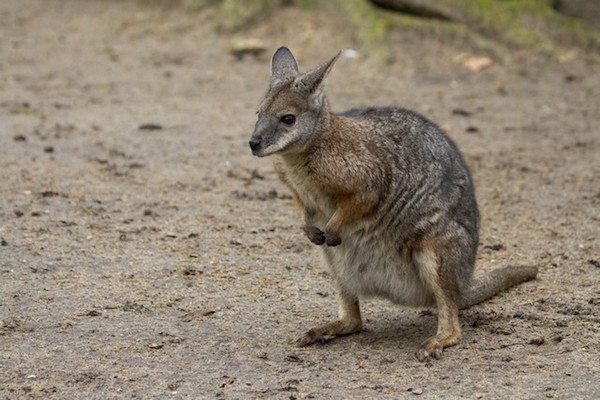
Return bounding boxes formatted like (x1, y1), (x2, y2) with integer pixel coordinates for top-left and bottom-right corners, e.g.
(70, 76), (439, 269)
(249, 47), (537, 361)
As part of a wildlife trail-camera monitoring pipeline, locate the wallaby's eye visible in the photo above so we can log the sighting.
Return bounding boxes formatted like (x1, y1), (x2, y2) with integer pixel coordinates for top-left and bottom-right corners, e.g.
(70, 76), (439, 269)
(280, 114), (296, 125)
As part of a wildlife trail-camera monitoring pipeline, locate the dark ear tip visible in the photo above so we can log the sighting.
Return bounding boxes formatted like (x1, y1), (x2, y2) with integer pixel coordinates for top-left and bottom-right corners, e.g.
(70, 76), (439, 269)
(275, 46), (292, 56)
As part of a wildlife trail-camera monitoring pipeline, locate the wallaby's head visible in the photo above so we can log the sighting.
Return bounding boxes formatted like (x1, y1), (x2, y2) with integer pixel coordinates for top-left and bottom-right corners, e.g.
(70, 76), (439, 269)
(249, 47), (340, 157)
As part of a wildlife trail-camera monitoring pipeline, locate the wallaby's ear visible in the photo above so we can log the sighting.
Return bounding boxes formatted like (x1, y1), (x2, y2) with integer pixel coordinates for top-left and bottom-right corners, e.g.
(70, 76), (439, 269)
(271, 47), (299, 88)
(293, 50), (341, 96)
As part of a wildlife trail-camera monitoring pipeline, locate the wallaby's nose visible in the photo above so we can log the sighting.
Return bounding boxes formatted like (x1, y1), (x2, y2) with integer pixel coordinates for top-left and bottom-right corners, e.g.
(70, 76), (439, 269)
(249, 138), (261, 152)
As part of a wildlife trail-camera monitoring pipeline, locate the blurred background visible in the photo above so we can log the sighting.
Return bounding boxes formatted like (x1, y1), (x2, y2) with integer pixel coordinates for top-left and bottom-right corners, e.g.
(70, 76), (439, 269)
(1, 1), (599, 398)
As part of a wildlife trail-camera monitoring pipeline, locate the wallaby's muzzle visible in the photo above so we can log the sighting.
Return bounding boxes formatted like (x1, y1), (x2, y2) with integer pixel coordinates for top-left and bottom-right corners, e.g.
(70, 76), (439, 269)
(249, 137), (262, 155)
(249, 120), (274, 157)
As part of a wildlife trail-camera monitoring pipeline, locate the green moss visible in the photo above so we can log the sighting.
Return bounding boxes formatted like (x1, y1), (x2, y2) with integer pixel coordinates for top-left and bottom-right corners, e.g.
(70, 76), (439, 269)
(460, 0), (561, 51)
(380, 9), (508, 61)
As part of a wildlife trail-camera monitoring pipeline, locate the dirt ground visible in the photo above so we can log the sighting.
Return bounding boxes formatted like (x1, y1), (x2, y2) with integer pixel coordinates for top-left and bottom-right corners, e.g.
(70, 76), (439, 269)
(1, 1), (599, 399)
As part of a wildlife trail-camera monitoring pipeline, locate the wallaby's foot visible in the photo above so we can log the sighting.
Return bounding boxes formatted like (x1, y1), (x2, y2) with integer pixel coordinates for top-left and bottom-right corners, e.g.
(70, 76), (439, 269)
(303, 225), (326, 245)
(416, 330), (461, 362)
(415, 306), (462, 362)
(297, 319), (362, 347)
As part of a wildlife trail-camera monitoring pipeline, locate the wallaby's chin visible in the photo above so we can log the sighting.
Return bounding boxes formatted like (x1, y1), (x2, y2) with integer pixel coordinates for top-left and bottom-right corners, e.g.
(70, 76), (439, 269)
(250, 137), (279, 157)
(252, 144), (280, 158)
(254, 139), (300, 157)
(251, 148), (269, 157)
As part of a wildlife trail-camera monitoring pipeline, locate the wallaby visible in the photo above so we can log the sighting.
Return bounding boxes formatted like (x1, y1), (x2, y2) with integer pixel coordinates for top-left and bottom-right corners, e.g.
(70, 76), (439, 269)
(249, 47), (538, 361)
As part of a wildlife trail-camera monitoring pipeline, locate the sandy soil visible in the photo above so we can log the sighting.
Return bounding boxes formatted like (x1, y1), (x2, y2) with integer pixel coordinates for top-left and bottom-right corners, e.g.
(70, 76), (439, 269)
(1, 1), (599, 398)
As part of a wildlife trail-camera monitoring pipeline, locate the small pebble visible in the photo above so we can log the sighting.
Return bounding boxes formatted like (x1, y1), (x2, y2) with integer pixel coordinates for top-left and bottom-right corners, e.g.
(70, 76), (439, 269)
(138, 123), (163, 130)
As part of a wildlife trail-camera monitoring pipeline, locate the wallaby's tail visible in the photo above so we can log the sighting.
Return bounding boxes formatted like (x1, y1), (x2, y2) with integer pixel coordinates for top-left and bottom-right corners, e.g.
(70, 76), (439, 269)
(460, 266), (539, 309)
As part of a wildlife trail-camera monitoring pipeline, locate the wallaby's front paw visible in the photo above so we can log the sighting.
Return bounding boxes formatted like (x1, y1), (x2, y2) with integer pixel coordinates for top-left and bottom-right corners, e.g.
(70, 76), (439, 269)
(325, 230), (341, 246)
(303, 225), (326, 245)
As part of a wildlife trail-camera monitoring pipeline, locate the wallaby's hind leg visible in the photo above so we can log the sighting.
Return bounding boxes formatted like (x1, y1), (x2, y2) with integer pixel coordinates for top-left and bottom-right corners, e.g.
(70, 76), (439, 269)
(413, 246), (462, 361)
(297, 291), (362, 347)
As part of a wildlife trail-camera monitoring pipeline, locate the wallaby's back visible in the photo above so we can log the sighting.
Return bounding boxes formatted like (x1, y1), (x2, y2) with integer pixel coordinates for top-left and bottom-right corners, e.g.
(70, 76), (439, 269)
(339, 106), (479, 256)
